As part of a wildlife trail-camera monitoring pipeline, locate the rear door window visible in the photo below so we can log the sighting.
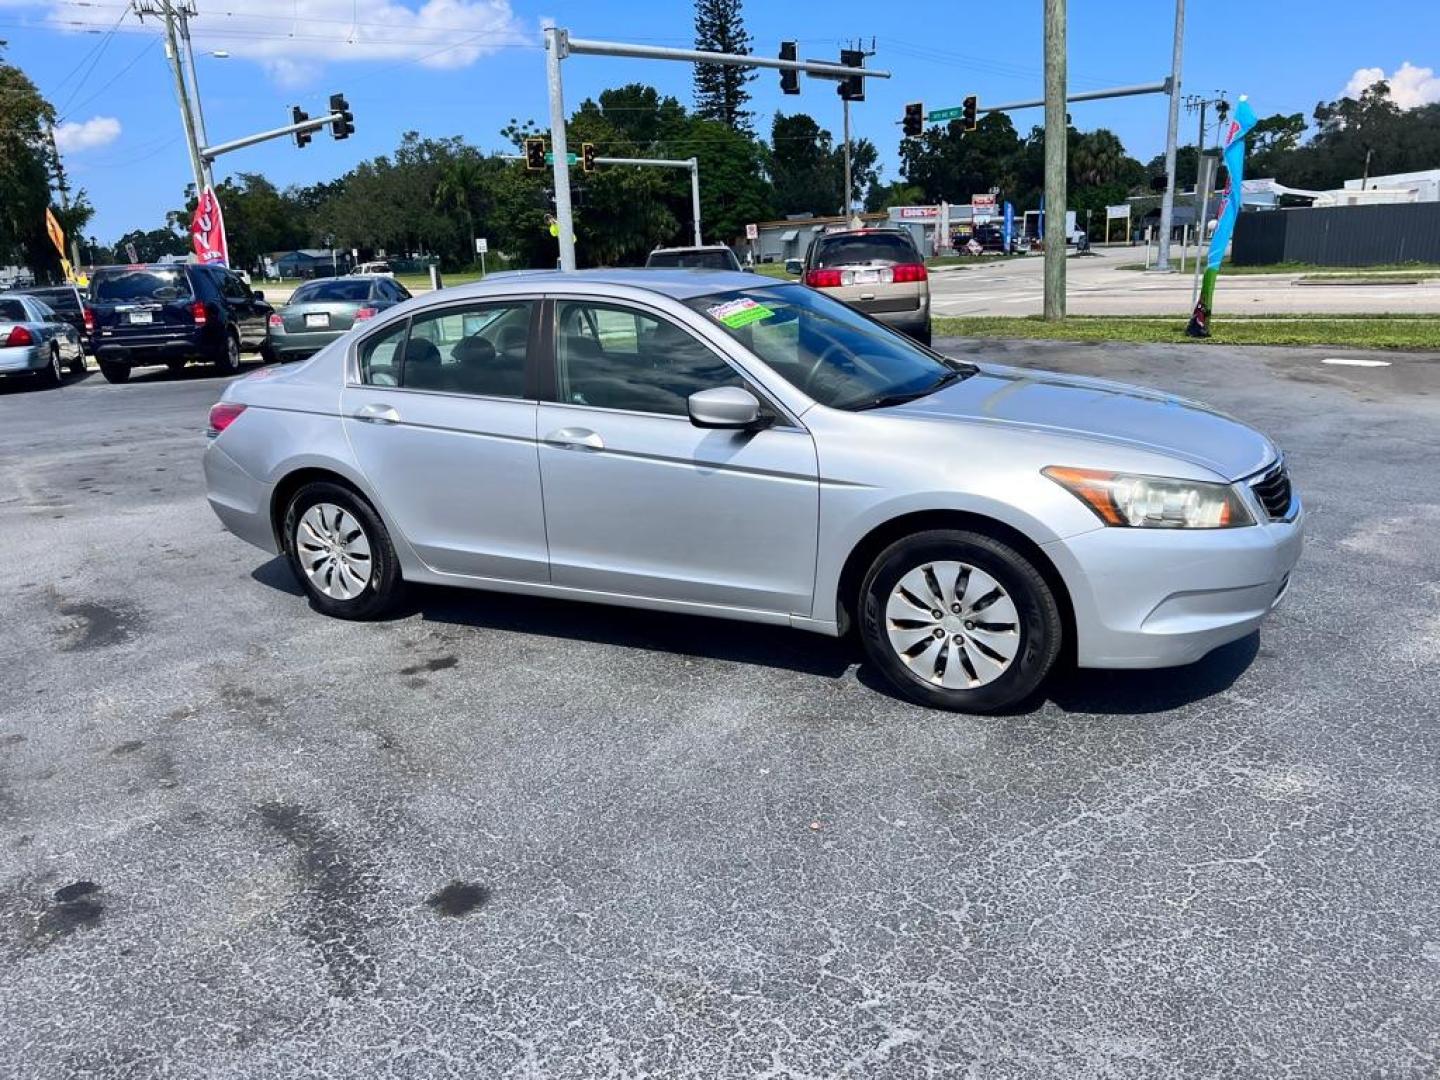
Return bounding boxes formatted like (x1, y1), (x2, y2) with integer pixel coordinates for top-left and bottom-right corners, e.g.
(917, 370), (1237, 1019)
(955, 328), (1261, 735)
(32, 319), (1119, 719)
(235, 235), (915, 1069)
(92, 268), (192, 303)
(814, 233), (918, 268)
(0, 298), (29, 321)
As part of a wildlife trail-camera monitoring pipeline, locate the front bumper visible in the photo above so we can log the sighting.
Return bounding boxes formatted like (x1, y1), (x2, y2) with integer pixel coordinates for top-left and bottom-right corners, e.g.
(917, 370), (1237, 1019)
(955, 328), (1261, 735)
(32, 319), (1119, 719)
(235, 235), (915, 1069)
(0, 344), (47, 374)
(1044, 498), (1305, 669)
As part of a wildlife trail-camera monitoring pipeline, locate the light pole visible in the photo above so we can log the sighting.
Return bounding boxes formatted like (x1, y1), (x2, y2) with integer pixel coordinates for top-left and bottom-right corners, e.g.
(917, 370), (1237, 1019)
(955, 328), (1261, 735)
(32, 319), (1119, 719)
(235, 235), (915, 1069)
(1155, 0), (1186, 271)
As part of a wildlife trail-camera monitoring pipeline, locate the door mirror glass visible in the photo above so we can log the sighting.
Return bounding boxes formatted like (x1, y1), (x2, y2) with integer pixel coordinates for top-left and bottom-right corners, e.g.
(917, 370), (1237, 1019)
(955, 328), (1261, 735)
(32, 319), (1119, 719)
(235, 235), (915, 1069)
(784, 258), (803, 276)
(688, 386), (764, 429)
(252, 289), (266, 301)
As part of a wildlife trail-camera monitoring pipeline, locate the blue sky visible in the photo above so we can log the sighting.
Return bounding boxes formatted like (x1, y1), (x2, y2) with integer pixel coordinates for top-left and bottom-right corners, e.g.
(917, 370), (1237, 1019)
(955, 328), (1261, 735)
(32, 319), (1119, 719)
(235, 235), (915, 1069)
(4, 0), (1438, 242)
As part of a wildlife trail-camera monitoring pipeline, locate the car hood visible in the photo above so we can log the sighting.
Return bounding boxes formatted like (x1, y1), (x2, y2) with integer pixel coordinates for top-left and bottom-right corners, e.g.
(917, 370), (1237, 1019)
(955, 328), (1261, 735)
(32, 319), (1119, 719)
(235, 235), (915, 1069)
(890, 363), (1276, 480)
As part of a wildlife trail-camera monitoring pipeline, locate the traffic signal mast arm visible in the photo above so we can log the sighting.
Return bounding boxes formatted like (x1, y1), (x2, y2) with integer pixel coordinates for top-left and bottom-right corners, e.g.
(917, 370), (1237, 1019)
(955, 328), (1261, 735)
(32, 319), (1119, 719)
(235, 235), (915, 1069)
(201, 104), (352, 161)
(560, 34), (890, 82)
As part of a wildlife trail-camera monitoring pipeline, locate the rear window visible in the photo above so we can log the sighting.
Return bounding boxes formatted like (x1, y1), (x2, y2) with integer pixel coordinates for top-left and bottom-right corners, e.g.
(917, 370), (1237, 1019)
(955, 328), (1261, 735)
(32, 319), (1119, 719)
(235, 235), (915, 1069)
(293, 279), (373, 303)
(813, 232), (918, 268)
(647, 250), (737, 271)
(25, 288), (79, 311)
(92, 268), (192, 303)
(0, 298), (27, 321)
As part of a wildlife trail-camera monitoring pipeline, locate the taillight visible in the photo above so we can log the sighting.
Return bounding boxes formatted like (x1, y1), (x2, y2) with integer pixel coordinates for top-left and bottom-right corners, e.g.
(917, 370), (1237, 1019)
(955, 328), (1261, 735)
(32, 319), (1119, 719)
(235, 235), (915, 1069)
(891, 263), (928, 283)
(268, 313), (283, 328)
(353, 306), (378, 321)
(5, 325), (34, 347)
(83, 307), (95, 334)
(207, 401), (246, 435)
(805, 269), (843, 288)
(191, 300), (208, 326)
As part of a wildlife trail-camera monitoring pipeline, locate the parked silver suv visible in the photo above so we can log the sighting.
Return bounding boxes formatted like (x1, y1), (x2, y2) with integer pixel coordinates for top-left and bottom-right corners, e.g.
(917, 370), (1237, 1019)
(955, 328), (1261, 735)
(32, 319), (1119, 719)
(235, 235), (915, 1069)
(803, 228), (931, 344)
(204, 270), (1301, 713)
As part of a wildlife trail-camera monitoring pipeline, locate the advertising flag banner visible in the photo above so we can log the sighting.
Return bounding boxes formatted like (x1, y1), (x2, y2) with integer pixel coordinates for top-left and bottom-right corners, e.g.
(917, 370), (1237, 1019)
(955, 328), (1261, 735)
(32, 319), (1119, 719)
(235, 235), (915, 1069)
(190, 187), (229, 267)
(1187, 97), (1257, 337)
(45, 207), (66, 257)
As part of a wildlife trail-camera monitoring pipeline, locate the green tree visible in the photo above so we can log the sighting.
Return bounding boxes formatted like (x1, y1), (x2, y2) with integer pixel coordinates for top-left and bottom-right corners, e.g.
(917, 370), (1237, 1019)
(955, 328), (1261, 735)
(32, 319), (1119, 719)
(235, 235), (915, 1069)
(111, 226), (188, 263)
(692, 0), (754, 132)
(770, 113), (840, 215)
(0, 45), (59, 274)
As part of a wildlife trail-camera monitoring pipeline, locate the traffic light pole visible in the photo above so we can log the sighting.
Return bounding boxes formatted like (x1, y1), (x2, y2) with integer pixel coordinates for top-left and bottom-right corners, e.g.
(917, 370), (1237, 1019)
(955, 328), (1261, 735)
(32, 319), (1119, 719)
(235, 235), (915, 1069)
(543, 27), (887, 270)
(509, 153), (704, 246)
(199, 112), (344, 161)
(1155, 0), (1186, 272)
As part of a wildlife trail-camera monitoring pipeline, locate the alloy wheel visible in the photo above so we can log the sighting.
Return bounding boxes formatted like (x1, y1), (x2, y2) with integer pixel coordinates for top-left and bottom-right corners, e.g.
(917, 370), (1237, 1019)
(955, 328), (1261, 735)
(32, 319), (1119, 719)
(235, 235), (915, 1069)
(295, 502), (373, 600)
(884, 561), (1021, 688)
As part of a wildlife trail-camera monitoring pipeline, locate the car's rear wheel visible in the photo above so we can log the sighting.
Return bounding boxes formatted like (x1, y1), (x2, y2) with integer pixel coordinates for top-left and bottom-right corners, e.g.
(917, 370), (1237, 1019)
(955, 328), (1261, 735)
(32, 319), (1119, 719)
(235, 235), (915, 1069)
(283, 482), (402, 619)
(38, 346), (63, 389)
(69, 347), (86, 377)
(214, 331), (241, 375)
(858, 529), (1062, 713)
(98, 360), (130, 384)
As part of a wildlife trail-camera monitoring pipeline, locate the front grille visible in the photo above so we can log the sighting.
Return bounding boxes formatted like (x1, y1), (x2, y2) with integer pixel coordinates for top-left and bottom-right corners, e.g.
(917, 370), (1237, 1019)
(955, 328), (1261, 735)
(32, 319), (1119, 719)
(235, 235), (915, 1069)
(1250, 461), (1293, 520)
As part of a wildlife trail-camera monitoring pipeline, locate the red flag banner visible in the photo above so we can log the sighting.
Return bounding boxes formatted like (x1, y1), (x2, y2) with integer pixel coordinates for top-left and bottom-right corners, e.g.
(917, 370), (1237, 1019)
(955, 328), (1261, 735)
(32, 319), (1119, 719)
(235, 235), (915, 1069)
(190, 187), (229, 267)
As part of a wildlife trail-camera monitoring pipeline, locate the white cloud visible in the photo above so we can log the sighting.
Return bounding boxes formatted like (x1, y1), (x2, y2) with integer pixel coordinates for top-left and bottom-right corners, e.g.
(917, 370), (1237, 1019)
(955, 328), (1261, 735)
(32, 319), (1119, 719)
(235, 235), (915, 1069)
(45, 0), (533, 87)
(53, 116), (122, 152)
(1343, 61), (1440, 108)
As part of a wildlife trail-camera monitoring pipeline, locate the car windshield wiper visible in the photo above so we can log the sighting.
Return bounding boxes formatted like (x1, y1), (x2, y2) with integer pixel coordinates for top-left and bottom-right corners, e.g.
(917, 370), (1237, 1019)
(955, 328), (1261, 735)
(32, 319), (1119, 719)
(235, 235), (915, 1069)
(848, 368), (970, 411)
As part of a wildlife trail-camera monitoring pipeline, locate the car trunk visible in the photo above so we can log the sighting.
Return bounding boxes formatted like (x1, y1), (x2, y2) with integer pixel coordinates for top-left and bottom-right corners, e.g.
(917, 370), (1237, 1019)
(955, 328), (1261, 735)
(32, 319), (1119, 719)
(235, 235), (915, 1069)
(281, 302), (363, 334)
(90, 270), (197, 340)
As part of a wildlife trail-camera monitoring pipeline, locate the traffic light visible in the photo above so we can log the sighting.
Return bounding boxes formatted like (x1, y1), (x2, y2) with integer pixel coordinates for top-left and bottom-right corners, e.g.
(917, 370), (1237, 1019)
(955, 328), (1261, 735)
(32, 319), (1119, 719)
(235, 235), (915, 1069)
(778, 41), (799, 95)
(581, 142), (596, 173)
(524, 137), (546, 171)
(838, 48), (864, 102)
(329, 93), (354, 140)
(961, 94), (978, 131)
(903, 101), (923, 138)
(292, 106), (311, 148)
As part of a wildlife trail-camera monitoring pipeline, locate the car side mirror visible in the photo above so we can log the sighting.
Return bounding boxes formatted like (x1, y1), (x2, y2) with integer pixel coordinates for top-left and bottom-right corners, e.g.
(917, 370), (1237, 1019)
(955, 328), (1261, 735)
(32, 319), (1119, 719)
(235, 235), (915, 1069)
(252, 289), (266, 300)
(688, 386), (768, 430)
(784, 259), (802, 276)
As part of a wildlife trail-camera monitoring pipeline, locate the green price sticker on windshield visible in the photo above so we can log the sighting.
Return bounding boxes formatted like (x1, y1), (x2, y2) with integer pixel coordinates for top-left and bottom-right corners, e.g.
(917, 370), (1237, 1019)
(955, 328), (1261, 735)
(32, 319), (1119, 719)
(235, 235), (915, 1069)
(708, 298), (773, 329)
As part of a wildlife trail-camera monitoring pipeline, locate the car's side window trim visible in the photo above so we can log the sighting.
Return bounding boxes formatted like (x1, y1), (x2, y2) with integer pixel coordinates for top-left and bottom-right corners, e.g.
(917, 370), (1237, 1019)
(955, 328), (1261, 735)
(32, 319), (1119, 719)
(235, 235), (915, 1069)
(540, 294), (802, 429)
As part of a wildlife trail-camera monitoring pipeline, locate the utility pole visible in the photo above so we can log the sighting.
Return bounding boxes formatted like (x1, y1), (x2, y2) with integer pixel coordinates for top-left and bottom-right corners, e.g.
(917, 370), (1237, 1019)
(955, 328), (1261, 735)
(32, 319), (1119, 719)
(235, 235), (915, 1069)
(1155, 0), (1185, 271)
(46, 125), (85, 270)
(174, 2), (214, 190)
(1043, 0), (1066, 320)
(135, 1), (207, 202)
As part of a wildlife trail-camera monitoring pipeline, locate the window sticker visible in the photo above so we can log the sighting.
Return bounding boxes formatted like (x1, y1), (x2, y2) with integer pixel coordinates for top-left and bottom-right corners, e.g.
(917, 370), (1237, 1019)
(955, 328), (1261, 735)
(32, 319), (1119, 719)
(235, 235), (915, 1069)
(707, 297), (773, 329)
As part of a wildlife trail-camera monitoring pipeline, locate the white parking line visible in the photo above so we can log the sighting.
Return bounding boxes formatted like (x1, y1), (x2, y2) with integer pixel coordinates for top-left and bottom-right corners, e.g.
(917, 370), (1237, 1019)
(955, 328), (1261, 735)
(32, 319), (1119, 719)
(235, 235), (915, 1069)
(1322, 357), (1391, 367)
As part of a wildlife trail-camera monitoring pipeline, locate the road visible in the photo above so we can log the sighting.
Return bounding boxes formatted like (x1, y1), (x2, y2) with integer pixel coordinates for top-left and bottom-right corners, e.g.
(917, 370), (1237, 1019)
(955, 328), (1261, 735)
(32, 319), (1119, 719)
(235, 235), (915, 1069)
(928, 250), (1440, 316)
(2, 342), (1439, 1078)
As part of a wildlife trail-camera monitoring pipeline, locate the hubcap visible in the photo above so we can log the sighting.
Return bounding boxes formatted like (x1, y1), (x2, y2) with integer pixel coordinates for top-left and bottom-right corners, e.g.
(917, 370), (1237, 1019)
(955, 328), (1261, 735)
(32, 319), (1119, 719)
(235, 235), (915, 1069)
(296, 502), (372, 600)
(885, 561), (1021, 689)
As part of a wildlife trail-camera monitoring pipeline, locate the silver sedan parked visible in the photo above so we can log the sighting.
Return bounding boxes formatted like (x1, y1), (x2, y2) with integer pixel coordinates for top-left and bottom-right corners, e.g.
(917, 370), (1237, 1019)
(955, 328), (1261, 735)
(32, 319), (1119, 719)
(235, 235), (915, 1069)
(264, 275), (412, 363)
(0, 293), (85, 388)
(204, 270), (1302, 712)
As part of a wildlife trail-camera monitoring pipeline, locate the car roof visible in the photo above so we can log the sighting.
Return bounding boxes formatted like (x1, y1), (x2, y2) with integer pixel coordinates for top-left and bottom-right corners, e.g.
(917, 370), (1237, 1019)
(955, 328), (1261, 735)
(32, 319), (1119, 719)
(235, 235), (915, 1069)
(429, 268), (769, 302)
(649, 245), (733, 253)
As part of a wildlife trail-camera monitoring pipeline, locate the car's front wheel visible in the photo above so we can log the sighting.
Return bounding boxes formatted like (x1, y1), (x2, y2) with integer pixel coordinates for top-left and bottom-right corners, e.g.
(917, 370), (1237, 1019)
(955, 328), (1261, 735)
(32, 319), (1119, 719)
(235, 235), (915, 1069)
(283, 482), (403, 619)
(858, 529), (1062, 713)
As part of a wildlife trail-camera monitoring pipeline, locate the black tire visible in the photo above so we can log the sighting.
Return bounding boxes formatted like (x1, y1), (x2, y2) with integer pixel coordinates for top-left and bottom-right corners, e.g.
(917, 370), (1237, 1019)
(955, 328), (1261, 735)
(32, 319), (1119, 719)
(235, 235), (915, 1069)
(69, 347), (86, 377)
(914, 325), (933, 348)
(37, 346), (63, 389)
(858, 529), (1063, 713)
(214, 330), (241, 375)
(98, 360), (130, 384)
(166, 359), (188, 376)
(260, 343), (277, 365)
(283, 481), (403, 620)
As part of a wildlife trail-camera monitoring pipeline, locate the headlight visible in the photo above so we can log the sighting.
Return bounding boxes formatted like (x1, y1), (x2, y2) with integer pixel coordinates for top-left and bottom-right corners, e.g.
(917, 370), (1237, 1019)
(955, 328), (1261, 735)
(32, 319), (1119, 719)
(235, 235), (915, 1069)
(1043, 466), (1254, 529)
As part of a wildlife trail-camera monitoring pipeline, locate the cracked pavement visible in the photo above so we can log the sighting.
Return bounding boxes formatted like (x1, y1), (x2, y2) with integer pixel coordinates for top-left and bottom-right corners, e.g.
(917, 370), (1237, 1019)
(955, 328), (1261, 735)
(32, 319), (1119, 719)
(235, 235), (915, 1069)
(1, 340), (1438, 1078)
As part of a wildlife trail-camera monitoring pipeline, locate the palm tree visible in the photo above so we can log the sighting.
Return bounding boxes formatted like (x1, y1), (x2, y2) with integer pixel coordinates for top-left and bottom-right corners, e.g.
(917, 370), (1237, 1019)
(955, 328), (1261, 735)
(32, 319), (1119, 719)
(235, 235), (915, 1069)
(1071, 129), (1127, 188)
(433, 155), (486, 262)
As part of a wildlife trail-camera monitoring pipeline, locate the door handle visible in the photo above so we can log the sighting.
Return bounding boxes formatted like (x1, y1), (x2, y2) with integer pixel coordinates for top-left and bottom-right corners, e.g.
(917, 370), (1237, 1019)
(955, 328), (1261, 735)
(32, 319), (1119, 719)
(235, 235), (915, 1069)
(543, 427), (604, 452)
(354, 403), (401, 425)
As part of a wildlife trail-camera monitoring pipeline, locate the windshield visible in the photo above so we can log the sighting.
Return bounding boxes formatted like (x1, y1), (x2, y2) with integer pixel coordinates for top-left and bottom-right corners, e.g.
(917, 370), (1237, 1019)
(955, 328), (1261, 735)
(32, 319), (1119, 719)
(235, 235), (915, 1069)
(648, 250), (736, 271)
(0, 299), (27, 321)
(92, 268), (190, 303)
(813, 232), (917, 268)
(293, 279), (373, 303)
(685, 284), (972, 410)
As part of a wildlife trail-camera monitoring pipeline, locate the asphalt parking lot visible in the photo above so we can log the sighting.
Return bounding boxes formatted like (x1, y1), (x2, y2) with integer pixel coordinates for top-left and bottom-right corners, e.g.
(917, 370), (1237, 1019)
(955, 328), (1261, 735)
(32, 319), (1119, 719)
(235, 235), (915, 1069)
(2, 339), (1439, 1078)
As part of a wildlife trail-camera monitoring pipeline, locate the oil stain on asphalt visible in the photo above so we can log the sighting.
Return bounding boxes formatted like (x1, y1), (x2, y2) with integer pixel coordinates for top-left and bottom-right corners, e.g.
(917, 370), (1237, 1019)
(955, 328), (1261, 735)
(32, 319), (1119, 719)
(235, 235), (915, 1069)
(34, 881), (105, 942)
(49, 591), (143, 652)
(426, 881), (490, 917)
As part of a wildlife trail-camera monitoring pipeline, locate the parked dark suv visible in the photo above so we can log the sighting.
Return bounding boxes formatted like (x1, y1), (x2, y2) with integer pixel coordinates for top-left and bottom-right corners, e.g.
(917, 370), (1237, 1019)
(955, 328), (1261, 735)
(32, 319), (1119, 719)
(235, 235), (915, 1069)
(86, 263), (273, 383)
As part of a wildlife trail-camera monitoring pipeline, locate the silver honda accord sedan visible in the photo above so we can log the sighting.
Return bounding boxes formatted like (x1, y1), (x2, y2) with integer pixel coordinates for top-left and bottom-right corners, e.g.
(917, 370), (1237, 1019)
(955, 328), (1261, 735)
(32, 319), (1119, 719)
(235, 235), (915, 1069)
(204, 269), (1302, 712)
